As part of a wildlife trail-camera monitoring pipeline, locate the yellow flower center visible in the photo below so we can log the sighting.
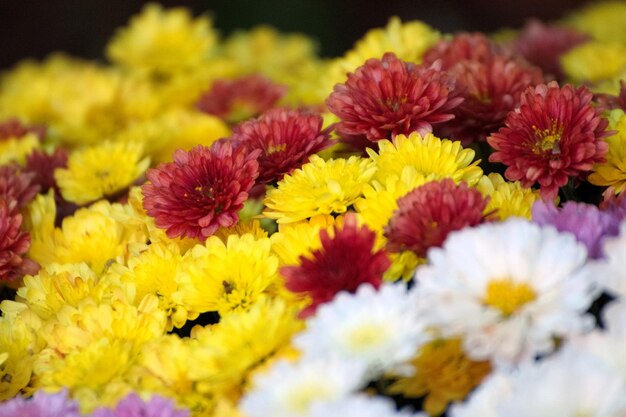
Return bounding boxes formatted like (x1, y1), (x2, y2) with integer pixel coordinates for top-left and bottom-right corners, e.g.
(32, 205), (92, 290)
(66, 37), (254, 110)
(345, 324), (387, 353)
(531, 120), (563, 156)
(483, 279), (536, 316)
(287, 382), (333, 412)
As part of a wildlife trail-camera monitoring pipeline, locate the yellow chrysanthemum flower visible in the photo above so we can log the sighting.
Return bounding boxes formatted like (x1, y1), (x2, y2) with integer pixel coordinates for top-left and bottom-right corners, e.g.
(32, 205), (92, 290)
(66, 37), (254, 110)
(0, 55), (121, 146)
(106, 3), (217, 75)
(270, 222), (325, 267)
(54, 140), (149, 205)
(26, 193), (147, 273)
(561, 41), (626, 85)
(175, 234), (280, 317)
(0, 304), (44, 400)
(476, 173), (541, 220)
(318, 17), (440, 101)
(33, 296), (166, 412)
(214, 220), (269, 243)
(589, 109), (626, 194)
(114, 109), (229, 164)
(16, 263), (131, 322)
(565, 1), (626, 45)
(263, 155), (377, 223)
(189, 297), (303, 397)
(368, 132), (483, 186)
(388, 338), (491, 416)
(132, 335), (214, 415)
(106, 241), (188, 330)
(0, 132), (39, 165)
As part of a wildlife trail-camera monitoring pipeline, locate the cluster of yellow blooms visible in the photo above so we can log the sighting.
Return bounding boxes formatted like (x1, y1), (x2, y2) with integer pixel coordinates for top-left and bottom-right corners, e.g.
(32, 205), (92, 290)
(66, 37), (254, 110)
(1, 2), (626, 416)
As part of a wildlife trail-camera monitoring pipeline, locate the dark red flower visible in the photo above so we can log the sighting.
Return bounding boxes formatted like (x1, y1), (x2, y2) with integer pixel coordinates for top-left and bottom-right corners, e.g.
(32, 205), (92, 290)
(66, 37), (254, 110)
(231, 108), (332, 184)
(438, 55), (544, 144)
(196, 74), (287, 123)
(384, 179), (489, 258)
(0, 118), (45, 140)
(510, 19), (589, 82)
(0, 201), (38, 281)
(142, 141), (260, 240)
(281, 214), (391, 317)
(422, 32), (502, 70)
(488, 82), (610, 199)
(25, 148), (68, 193)
(0, 164), (40, 213)
(326, 52), (463, 142)
(595, 80), (626, 113)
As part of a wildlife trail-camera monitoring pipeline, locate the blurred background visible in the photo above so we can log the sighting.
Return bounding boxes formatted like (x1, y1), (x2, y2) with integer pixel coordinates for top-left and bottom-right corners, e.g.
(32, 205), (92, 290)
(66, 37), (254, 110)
(0, 0), (591, 68)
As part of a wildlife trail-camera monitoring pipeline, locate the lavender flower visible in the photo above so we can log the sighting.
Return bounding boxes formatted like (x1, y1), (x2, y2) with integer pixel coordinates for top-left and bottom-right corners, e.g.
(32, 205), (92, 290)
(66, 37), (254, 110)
(0, 390), (80, 417)
(532, 200), (621, 258)
(91, 393), (189, 417)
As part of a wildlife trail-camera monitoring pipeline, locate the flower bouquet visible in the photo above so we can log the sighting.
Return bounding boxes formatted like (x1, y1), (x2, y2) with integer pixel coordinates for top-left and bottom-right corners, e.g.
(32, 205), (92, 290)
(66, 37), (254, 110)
(2, 1), (626, 416)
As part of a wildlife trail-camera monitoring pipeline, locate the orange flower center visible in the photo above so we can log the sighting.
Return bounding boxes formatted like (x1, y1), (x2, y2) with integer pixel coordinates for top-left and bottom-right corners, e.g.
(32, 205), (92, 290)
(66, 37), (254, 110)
(531, 120), (563, 156)
(484, 279), (536, 317)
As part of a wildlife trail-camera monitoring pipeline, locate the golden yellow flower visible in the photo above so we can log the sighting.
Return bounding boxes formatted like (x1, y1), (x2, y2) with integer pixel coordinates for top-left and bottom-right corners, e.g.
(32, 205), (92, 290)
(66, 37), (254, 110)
(214, 220), (269, 243)
(263, 155), (377, 223)
(476, 173), (541, 220)
(589, 109), (626, 194)
(0, 132), (39, 165)
(106, 3), (217, 75)
(561, 41), (626, 85)
(189, 297), (303, 397)
(55, 140), (149, 205)
(33, 296), (166, 412)
(106, 241), (189, 330)
(270, 221), (325, 267)
(368, 132), (483, 186)
(388, 338), (491, 416)
(175, 234), (280, 316)
(26, 193), (147, 273)
(132, 335), (214, 415)
(0, 55), (121, 146)
(16, 262), (131, 322)
(565, 1), (626, 45)
(0, 304), (44, 400)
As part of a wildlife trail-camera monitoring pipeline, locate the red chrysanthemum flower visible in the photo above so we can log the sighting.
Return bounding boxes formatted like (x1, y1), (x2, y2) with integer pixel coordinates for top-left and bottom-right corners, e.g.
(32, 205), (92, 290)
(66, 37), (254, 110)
(196, 74), (287, 123)
(488, 82), (611, 199)
(438, 55), (544, 144)
(326, 52), (463, 142)
(25, 148), (69, 193)
(0, 118), (45, 140)
(510, 19), (589, 82)
(0, 164), (40, 213)
(142, 141), (260, 240)
(231, 108), (332, 184)
(422, 32), (502, 70)
(384, 179), (489, 258)
(0, 200), (38, 281)
(595, 80), (626, 113)
(281, 214), (391, 317)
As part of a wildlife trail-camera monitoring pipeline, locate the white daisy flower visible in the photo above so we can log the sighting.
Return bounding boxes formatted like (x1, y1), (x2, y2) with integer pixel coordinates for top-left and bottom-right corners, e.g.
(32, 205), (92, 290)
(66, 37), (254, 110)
(572, 300), (626, 379)
(414, 218), (597, 365)
(294, 283), (427, 378)
(452, 348), (626, 417)
(240, 357), (367, 417)
(309, 394), (423, 417)
(590, 221), (626, 297)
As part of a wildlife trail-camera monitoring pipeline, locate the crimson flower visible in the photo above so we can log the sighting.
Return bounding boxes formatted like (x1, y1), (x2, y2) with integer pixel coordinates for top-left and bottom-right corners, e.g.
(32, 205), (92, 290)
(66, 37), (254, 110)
(0, 201), (38, 281)
(438, 55), (544, 144)
(196, 74), (287, 123)
(384, 179), (489, 258)
(231, 108), (332, 184)
(0, 118), (45, 140)
(25, 148), (69, 193)
(510, 19), (589, 81)
(326, 52), (463, 142)
(422, 32), (502, 70)
(488, 82), (610, 199)
(142, 141), (260, 240)
(281, 214), (391, 317)
(0, 165), (39, 213)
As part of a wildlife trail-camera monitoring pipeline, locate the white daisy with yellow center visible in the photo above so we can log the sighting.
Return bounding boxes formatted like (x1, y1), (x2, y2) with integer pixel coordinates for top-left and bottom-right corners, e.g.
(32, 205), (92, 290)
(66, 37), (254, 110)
(415, 218), (596, 365)
(294, 283), (427, 378)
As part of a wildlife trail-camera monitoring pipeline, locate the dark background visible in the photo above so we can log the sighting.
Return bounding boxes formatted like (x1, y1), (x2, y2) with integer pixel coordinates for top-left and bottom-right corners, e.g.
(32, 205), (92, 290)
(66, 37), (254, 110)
(0, 0), (590, 69)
